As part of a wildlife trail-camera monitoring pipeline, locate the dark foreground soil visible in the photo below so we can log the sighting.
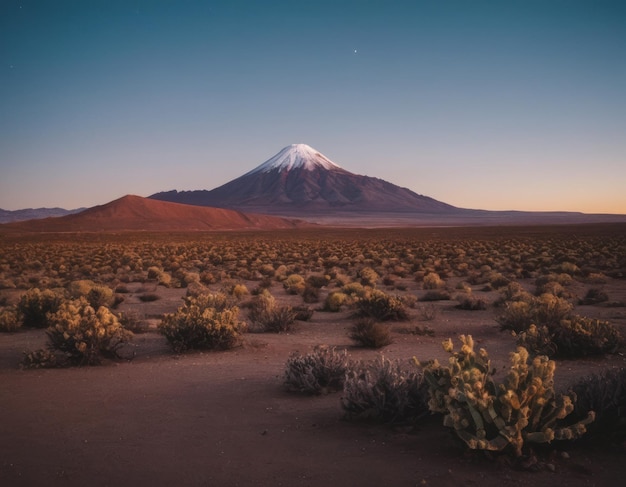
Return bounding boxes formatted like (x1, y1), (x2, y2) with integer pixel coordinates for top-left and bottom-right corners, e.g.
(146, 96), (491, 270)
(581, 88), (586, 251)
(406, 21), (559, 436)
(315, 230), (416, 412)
(2, 299), (625, 487)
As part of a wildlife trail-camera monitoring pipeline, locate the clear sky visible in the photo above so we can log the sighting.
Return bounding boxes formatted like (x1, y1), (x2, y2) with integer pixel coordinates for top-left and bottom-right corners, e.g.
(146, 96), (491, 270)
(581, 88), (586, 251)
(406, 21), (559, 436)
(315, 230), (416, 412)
(1, 0), (625, 213)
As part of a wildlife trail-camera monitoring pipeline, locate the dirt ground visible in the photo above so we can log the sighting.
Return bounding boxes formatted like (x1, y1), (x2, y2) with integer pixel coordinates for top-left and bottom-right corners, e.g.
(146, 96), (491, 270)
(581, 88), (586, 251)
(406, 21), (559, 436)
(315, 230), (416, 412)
(2, 272), (626, 487)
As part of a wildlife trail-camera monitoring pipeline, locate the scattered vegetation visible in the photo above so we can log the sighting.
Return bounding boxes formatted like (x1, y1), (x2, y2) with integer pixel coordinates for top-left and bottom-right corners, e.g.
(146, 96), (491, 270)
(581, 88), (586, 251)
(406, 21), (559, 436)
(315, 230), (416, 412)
(283, 345), (350, 394)
(247, 293), (297, 333)
(569, 367), (626, 441)
(45, 297), (133, 365)
(349, 318), (392, 348)
(342, 356), (429, 423)
(158, 294), (245, 352)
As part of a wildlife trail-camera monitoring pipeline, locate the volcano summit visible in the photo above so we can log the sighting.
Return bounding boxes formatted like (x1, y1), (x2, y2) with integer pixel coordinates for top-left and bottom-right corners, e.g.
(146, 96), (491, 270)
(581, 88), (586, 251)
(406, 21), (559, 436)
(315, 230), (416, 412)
(150, 144), (457, 217)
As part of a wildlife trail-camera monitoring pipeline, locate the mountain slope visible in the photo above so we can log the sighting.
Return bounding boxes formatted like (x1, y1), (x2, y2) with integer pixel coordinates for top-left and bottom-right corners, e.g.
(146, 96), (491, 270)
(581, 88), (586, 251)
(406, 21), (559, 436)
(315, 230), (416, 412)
(150, 144), (457, 214)
(0, 195), (310, 233)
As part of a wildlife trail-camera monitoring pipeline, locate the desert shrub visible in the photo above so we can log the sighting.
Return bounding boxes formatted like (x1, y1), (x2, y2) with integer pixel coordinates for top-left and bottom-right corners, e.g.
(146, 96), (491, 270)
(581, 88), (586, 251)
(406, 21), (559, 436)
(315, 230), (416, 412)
(420, 290), (451, 301)
(349, 318), (392, 348)
(494, 282), (530, 307)
(230, 283), (249, 299)
(497, 293), (573, 333)
(46, 297), (133, 365)
(302, 285), (320, 303)
(306, 274), (330, 289)
(419, 336), (594, 457)
(397, 324), (435, 336)
(488, 272), (510, 289)
(189, 292), (232, 311)
(147, 267), (172, 287)
(0, 306), (20, 332)
(159, 295), (244, 352)
(353, 290), (408, 321)
(423, 272), (445, 290)
(537, 281), (572, 299)
(69, 280), (115, 309)
(569, 367), (626, 441)
(323, 291), (348, 312)
(341, 282), (367, 298)
(247, 294), (297, 333)
(293, 305), (314, 321)
(359, 266), (379, 287)
(456, 295), (488, 311)
(549, 316), (621, 358)
(21, 348), (62, 369)
(578, 288), (609, 305)
(515, 325), (556, 357)
(283, 274), (305, 295)
(116, 311), (149, 334)
(17, 288), (64, 328)
(342, 356), (429, 423)
(283, 345), (350, 394)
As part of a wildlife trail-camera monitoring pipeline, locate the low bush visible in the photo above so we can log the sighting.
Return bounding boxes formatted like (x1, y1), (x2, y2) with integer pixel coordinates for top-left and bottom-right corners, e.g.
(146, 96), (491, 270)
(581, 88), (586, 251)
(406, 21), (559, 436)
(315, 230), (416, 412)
(550, 316), (621, 358)
(497, 293), (573, 333)
(359, 266), (379, 287)
(17, 288), (64, 328)
(456, 295), (488, 310)
(158, 294), (245, 352)
(569, 367), (626, 441)
(46, 297), (133, 365)
(422, 272), (445, 290)
(247, 294), (297, 333)
(21, 348), (62, 369)
(283, 345), (350, 394)
(349, 318), (392, 348)
(283, 274), (305, 295)
(515, 316), (621, 359)
(353, 290), (409, 321)
(69, 280), (115, 309)
(323, 291), (348, 312)
(419, 336), (594, 457)
(578, 288), (609, 305)
(420, 290), (451, 302)
(342, 356), (429, 423)
(0, 306), (20, 332)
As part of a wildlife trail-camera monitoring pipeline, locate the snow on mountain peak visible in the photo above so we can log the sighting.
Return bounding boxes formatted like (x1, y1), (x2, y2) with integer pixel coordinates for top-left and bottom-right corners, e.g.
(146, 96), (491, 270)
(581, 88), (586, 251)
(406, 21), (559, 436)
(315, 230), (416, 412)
(246, 144), (343, 175)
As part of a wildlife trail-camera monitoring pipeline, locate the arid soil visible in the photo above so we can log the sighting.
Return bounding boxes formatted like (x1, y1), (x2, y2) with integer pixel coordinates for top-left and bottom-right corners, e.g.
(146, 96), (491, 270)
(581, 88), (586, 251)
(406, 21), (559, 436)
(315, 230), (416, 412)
(1, 226), (626, 486)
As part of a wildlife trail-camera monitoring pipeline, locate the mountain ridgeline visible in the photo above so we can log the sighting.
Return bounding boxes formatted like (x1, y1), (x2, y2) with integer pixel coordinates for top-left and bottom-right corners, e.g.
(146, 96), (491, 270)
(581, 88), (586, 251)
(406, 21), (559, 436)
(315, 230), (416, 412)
(150, 144), (457, 215)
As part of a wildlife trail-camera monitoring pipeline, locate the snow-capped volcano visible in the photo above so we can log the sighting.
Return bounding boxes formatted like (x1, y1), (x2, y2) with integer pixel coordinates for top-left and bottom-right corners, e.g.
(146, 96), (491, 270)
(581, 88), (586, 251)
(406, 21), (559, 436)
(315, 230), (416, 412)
(150, 144), (458, 216)
(245, 144), (343, 175)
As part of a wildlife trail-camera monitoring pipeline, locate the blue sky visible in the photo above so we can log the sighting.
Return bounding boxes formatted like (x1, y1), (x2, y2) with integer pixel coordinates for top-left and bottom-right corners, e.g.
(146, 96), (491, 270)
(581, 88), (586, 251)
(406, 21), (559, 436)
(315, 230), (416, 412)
(1, 0), (625, 213)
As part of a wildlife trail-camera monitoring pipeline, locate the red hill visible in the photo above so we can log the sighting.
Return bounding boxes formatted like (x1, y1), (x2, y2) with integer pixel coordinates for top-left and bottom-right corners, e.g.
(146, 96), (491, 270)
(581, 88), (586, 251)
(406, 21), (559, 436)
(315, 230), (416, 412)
(0, 195), (311, 233)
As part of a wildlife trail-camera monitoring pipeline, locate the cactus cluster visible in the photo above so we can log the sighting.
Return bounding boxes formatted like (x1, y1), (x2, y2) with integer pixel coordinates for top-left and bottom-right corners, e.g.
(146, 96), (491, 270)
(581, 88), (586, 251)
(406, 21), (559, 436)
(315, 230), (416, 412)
(419, 335), (594, 456)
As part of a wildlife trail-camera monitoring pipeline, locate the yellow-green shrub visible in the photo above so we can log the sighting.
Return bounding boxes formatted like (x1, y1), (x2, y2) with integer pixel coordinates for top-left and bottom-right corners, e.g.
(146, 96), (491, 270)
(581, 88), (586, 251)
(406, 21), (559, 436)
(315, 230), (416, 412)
(17, 288), (64, 328)
(0, 306), (20, 332)
(159, 294), (245, 352)
(46, 297), (133, 365)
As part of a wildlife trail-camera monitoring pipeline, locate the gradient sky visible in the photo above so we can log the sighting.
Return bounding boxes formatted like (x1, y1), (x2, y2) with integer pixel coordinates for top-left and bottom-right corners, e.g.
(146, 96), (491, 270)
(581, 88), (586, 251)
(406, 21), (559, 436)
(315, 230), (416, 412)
(1, 0), (625, 213)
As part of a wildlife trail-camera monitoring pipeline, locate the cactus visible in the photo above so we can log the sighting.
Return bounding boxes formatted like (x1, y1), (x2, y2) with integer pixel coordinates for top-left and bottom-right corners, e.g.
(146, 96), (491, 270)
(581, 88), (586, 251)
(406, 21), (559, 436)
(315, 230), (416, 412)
(418, 335), (594, 456)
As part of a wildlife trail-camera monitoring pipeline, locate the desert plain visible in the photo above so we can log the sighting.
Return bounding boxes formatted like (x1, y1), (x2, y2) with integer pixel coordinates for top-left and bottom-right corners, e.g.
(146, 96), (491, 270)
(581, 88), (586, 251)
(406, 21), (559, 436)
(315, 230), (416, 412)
(1, 224), (625, 487)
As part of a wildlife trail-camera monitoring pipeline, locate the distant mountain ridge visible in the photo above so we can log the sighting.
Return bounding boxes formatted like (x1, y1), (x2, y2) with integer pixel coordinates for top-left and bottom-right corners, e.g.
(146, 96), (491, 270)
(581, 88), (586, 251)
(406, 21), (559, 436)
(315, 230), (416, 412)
(150, 143), (457, 214)
(0, 195), (311, 233)
(0, 207), (85, 224)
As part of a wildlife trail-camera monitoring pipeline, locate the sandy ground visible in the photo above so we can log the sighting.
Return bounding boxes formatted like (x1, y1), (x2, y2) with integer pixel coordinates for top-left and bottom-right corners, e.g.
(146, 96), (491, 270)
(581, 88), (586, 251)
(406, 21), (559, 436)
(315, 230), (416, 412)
(2, 276), (626, 487)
